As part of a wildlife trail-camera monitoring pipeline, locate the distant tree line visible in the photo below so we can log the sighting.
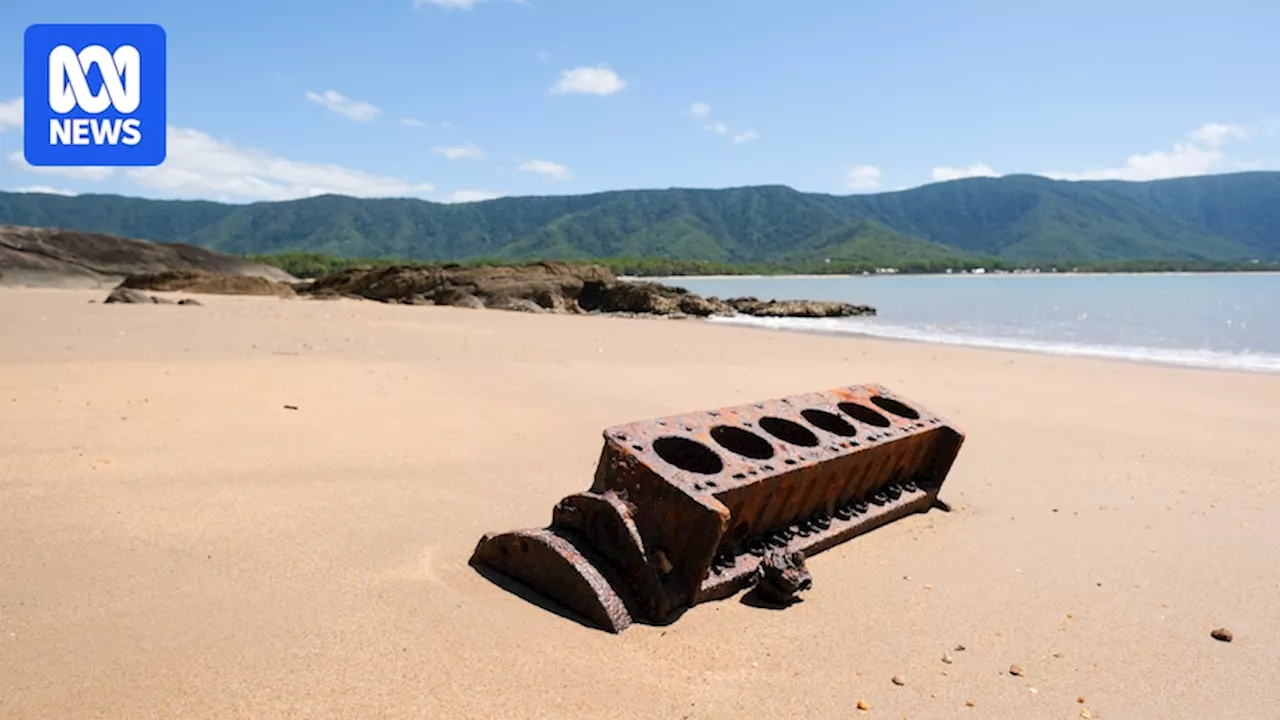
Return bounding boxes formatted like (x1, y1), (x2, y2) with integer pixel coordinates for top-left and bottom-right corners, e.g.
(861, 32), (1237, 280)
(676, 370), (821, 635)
(249, 251), (1280, 279)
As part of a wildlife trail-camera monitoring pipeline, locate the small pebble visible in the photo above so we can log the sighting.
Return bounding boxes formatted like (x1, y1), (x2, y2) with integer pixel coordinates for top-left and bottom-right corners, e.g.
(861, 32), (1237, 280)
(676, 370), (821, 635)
(1077, 697), (1085, 704)
(857, 699), (870, 711)
(955, 644), (966, 652)
(1009, 664), (1025, 677)
(1080, 709), (1093, 719)
(941, 653), (953, 664)
(965, 700), (975, 707)
(891, 675), (905, 686)
(1211, 627), (1233, 642)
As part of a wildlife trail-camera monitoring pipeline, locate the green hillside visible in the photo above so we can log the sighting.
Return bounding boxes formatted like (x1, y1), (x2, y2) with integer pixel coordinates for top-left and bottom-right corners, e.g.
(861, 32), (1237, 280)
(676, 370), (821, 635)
(1, 172), (1276, 266)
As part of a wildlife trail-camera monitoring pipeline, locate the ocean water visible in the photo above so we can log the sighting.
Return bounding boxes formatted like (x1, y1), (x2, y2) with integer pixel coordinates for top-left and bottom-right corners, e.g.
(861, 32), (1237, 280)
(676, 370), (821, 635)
(659, 273), (1280, 374)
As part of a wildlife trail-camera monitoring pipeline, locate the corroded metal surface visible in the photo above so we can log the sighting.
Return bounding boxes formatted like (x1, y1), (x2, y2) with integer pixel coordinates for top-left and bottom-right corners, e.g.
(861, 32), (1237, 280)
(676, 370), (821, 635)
(470, 383), (965, 633)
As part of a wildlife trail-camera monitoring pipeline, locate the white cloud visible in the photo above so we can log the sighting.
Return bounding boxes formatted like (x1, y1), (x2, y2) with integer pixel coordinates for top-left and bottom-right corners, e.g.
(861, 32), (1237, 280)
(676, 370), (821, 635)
(1191, 123), (1248, 148)
(1044, 123), (1251, 182)
(0, 97), (22, 132)
(12, 185), (77, 196)
(518, 158), (570, 180)
(440, 189), (505, 203)
(1046, 145), (1219, 181)
(550, 66), (627, 96)
(9, 124), (434, 203)
(932, 162), (999, 182)
(432, 143), (485, 160)
(128, 128), (433, 200)
(400, 118), (428, 127)
(690, 105), (756, 144)
(8, 152), (116, 180)
(304, 89), (381, 122)
(846, 165), (882, 191)
(536, 50), (550, 62)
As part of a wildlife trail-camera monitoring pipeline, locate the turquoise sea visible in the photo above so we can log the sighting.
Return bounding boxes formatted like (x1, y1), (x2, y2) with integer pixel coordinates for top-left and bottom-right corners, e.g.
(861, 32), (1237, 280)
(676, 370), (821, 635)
(661, 273), (1280, 374)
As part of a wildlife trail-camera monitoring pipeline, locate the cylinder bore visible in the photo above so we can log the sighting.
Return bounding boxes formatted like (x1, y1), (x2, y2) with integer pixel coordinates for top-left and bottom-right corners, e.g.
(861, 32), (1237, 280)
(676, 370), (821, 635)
(838, 402), (891, 428)
(759, 416), (820, 447)
(710, 425), (776, 460)
(800, 408), (859, 437)
(870, 395), (921, 420)
(652, 436), (724, 475)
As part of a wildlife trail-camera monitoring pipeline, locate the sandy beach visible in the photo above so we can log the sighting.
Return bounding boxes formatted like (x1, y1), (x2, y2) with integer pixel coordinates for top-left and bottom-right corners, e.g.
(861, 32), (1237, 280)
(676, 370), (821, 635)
(2, 286), (1277, 720)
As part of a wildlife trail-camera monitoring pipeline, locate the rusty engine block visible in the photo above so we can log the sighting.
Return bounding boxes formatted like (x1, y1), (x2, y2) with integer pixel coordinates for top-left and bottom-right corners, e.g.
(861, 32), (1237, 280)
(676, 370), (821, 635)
(470, 383), (965, 633)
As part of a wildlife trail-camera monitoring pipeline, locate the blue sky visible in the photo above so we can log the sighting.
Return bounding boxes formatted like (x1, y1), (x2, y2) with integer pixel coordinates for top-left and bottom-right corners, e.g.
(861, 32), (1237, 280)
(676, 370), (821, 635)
(1, 0), (1278, 204)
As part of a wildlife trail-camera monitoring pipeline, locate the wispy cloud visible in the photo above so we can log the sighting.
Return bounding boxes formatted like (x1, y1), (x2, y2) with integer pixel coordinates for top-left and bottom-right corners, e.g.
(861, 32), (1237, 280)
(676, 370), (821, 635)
(304, 89), (381, 122)
(518, 158), (570, 180)
(9, 152), (115, 180)
(846, 165), (882, 191)
(1045, 122), (1253, 181)
(11, 185), (77, 196)
(932, 162), (999, 182)
(4, 107), (434, 203)
(400, 118), (428, 127)
(440, 189), (505, 203)
(689, 102), (755, 145)
(432, 143), (486, 160)
(0, 97), (22, 132)
(550, 66), (626, 96)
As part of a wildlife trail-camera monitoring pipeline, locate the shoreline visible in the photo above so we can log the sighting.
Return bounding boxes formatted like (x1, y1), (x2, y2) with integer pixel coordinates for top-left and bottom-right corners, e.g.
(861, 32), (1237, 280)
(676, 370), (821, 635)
(647, 270), (1280, 281)
(5, 284), (1273, 376)
(699, 315), (1280, 377)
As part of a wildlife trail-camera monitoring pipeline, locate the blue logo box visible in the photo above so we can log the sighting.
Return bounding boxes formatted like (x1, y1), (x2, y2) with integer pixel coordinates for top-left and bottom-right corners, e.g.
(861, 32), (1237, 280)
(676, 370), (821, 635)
(23, 23), (167, 167)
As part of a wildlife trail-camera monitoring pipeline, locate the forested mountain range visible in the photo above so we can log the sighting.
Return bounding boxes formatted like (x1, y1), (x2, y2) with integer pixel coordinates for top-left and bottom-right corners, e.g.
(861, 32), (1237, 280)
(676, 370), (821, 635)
(1, 171), (1276, 267)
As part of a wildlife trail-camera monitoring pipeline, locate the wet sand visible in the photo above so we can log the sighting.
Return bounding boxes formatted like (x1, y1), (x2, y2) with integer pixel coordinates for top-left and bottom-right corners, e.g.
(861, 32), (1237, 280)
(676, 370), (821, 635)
(2, 287), (1277, 719)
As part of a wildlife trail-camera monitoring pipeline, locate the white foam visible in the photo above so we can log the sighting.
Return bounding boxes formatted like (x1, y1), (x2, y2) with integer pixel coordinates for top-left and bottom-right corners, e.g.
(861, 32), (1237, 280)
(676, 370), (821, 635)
(705, 315), (1280, 374)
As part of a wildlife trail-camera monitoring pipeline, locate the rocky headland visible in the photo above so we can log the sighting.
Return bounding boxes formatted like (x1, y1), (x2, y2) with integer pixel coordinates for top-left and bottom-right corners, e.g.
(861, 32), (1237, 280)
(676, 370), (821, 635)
(291, 262), (875, 318)
(0, 224), (295, 289)
(0, 224), (875, 318)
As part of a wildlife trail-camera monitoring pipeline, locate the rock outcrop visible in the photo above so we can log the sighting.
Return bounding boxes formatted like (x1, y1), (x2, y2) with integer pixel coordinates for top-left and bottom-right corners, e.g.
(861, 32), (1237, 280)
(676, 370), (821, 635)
(0, 224), (296, 289)
(296, 262), (876, 318)
(103, 287), (201, 306)
(120, 270), (296, 297)
(722, 297), (876, 318)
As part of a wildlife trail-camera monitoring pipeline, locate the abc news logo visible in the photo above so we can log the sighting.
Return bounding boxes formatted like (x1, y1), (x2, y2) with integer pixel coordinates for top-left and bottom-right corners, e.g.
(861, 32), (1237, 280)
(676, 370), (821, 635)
(48, 44), (143, 147)
(23, 23), (167, 167)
